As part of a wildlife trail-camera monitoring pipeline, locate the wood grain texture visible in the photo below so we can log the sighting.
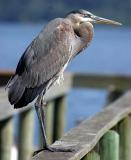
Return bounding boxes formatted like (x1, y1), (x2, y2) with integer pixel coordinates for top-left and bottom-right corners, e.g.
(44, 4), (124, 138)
(18, 108), (34, 160)
(118, 116), (131, 160)
(53, 96), (66, 141)
(32, 91), (131, 160)
(46, 101), (55, 145)
(0, 117), (13, 160)
(82, 151), (100, 160)
(99, 130), (119, 160)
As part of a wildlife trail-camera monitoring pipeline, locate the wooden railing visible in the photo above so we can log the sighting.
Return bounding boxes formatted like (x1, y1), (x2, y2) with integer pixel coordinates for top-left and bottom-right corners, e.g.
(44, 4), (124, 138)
(0, 71), (131, 160)
(0, 72), (71, 160)
(33, 91), (131, 160)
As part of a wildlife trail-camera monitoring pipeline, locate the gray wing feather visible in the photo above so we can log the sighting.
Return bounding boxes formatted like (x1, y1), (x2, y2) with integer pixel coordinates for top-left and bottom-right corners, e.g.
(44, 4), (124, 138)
(8, 75), (25, 104)
(8, 18), (77, 105)
(21, 18), (75, 87)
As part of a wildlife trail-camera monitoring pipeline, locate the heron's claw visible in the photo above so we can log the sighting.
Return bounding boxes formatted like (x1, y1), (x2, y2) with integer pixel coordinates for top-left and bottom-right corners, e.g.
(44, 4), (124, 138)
(45, 146), (75, 152)
(33, 149), (44, 156)
(32, 146), (75, 156)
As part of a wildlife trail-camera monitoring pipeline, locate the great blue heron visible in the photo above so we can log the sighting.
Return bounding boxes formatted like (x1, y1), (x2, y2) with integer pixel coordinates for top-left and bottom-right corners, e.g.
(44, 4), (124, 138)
(7, 9), (121, 153)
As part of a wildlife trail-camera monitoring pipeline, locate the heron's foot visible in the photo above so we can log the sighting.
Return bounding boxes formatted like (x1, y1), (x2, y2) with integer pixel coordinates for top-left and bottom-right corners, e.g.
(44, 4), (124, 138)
(45, 146), (75, 152)
(33, 146), (75, 156)
(33, 149), (44, 156)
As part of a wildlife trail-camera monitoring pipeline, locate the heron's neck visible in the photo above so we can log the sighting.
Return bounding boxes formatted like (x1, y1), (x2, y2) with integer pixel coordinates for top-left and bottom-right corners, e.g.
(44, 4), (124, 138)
(76, 22), (94, 50)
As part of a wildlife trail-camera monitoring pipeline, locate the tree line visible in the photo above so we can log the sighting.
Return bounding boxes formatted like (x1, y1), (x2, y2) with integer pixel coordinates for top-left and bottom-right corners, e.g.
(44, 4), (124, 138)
(0, 0), (130, 24)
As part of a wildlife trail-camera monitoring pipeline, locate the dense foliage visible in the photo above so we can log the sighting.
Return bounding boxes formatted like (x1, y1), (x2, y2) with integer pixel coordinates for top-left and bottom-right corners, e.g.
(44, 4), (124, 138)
(0, 0), (131, 24)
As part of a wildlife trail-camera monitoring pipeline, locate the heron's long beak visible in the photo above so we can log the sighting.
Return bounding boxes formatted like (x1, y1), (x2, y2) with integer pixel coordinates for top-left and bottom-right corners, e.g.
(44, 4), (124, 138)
(92, 15), (122, 26)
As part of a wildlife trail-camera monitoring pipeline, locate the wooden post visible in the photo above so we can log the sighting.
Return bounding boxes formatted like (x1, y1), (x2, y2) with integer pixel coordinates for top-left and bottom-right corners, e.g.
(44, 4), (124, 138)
(106, 87), (123, 105)
(39, 101), (55, 148)
(46, 101), (54, 144)
(118, 116), (131, 160)
(0, 117), (13, 160)
(99, 130), (119, 160)
(53, 95), (66, 141)
(18, 108), (34, 160)
(82, 151), (100, 160)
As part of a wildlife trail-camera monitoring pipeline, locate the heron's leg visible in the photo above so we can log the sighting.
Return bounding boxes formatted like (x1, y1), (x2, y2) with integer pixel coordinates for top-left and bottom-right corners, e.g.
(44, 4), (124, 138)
(35, 93), (48, 148)
(33, 93), (74, 156)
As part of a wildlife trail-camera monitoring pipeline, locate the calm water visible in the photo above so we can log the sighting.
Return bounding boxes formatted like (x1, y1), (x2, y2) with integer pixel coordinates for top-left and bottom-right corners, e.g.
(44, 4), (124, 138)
(0, 22), (131, 144)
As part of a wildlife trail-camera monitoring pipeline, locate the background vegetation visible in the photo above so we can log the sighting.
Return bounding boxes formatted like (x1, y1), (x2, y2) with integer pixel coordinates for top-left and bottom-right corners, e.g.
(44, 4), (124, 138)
(0, 0), (131, 24)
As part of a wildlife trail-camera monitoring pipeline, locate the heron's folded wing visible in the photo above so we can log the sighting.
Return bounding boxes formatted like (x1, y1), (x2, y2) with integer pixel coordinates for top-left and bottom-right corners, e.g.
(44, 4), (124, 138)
(15, 19), (75, 88)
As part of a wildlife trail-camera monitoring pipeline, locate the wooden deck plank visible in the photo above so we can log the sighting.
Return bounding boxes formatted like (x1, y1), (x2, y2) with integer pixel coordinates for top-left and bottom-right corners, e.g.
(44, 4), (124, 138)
(32, 91), (131, 160)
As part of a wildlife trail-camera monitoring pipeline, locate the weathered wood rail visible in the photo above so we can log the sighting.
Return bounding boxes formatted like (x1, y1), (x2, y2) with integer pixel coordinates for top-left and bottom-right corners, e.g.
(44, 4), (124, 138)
(0, 71), (131, 160)
(32, 91), (131, 160)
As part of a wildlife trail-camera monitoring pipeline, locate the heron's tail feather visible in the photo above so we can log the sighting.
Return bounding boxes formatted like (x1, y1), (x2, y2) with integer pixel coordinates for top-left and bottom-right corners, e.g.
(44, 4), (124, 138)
(14, 84), (46, 108)
(8, 75), (25, 105)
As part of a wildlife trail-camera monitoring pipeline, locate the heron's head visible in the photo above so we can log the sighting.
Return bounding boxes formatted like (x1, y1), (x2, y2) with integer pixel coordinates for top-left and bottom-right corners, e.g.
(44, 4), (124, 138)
(66, 9), (122, 26)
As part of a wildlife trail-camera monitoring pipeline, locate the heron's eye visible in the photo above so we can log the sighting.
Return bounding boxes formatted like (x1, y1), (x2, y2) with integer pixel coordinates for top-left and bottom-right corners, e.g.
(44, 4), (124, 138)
(84, 14), (91, 18)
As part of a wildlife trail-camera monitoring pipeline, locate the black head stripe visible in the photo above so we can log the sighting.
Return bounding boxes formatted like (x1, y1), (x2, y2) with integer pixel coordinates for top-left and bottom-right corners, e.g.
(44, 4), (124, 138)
(65, 9), (92, 18)
(67, 9), (85, 15)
